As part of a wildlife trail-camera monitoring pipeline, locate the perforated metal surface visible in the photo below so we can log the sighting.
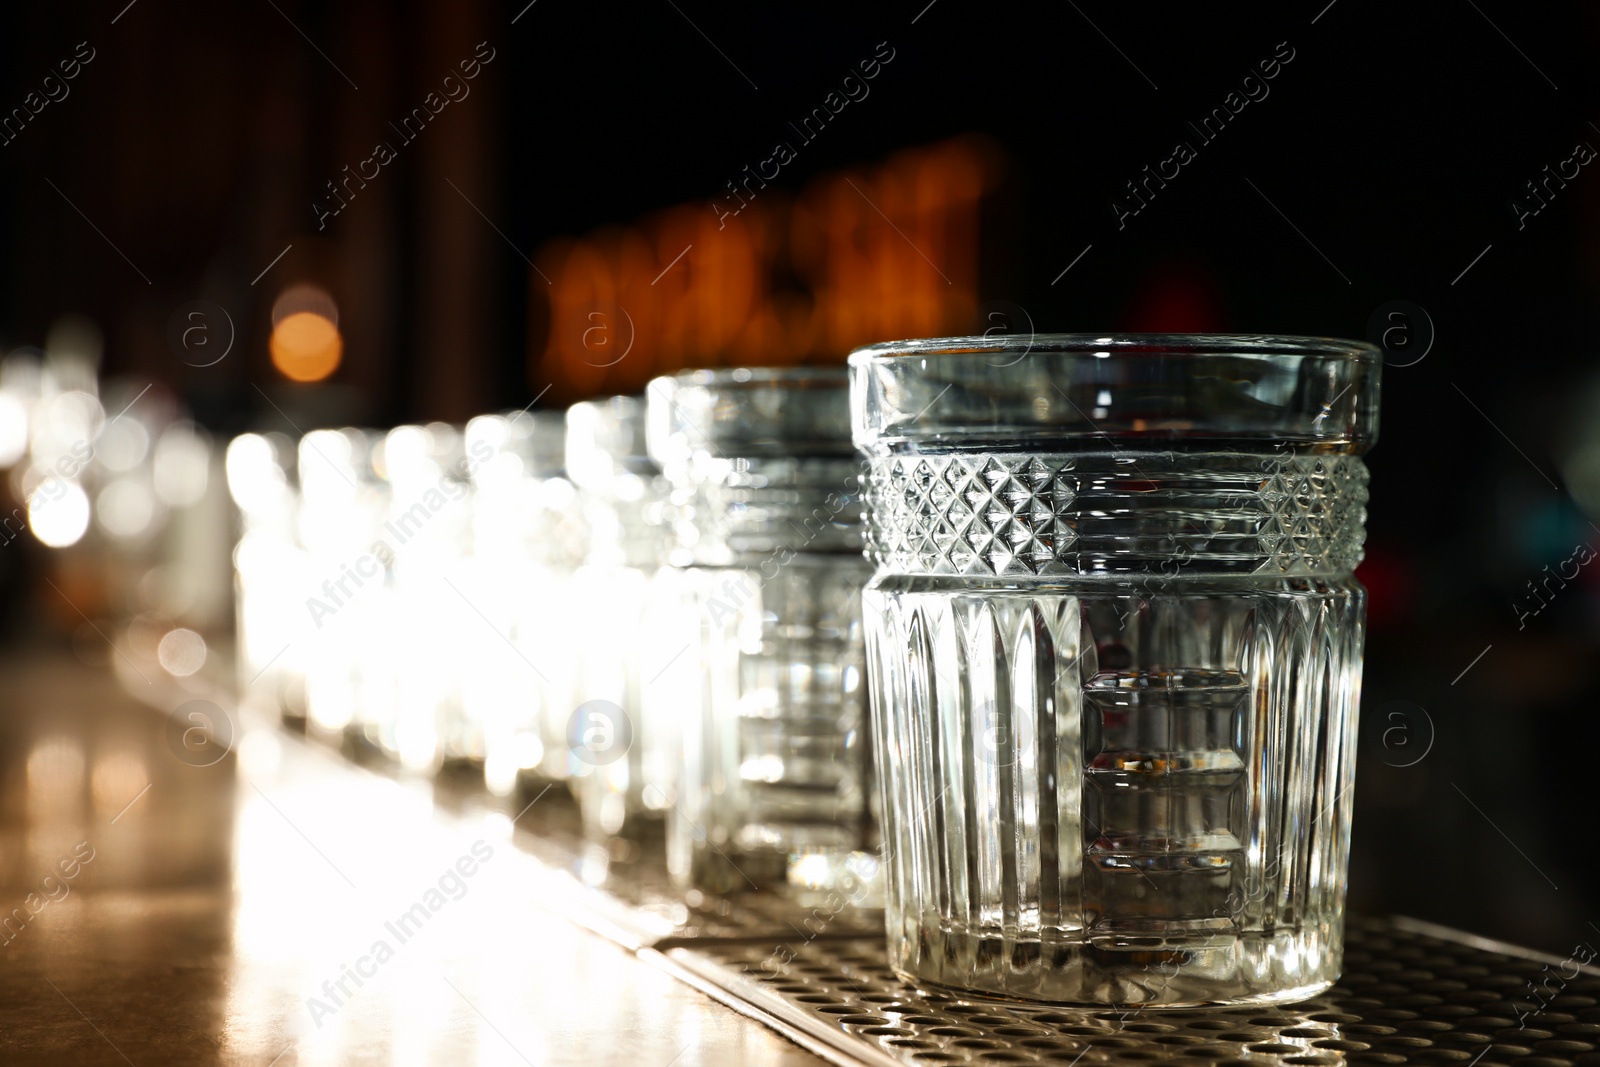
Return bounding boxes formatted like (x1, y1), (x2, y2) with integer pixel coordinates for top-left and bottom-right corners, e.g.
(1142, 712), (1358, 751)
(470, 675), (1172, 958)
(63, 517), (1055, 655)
(661, 918), (1600, 1067)
(200, 666), (1600, 1067)
(332, 730), (1600, 1067)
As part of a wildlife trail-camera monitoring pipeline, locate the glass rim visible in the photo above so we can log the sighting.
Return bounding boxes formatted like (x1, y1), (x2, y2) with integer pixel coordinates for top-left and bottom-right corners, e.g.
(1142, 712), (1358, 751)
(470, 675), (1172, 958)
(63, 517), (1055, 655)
(651, 364), (849, 389)
(849, 332), (1380, 454)
(848, 332), (1381, 366)
(647, 364), (855, 461)
(566, 395), (655, 484)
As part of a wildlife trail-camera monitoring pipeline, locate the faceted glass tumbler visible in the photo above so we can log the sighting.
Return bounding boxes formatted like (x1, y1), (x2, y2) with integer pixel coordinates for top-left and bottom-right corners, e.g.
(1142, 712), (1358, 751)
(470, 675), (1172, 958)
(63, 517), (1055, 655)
(850, 334), (1380, 1007)
(565, 396), (675, 844)
(648, 366), (877, 897)
(462, 412), (588, 793)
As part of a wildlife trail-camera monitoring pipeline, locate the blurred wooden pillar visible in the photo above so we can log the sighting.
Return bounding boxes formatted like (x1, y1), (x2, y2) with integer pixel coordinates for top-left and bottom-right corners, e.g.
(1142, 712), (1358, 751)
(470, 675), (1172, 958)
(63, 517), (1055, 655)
(412, 0), (498, 422)
(331, 0), (400, 423)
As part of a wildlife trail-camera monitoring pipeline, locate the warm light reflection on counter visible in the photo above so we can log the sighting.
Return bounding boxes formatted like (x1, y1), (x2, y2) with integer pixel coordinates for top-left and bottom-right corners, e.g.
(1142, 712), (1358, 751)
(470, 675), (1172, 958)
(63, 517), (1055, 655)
(27, 738), (85, 820)
(89, 750), (148, 817)
(227, 750), (564, 1064)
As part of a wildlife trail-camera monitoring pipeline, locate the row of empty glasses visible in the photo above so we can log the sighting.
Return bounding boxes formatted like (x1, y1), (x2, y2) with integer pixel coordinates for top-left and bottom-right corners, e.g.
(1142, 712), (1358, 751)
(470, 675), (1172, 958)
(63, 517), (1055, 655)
(228, 335), (1380, 1007)
(228, 370), (878, 902)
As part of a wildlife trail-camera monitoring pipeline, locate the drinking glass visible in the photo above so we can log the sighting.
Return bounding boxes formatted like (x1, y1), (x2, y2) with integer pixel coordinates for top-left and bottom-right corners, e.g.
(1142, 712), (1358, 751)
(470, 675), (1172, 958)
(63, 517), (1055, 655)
(648, 366), (877, 897)
(380, 423), (475, 772)
(458, 412), (589, 793)
(851, 334), (1380, 1006)
(566, 396), (674, 843)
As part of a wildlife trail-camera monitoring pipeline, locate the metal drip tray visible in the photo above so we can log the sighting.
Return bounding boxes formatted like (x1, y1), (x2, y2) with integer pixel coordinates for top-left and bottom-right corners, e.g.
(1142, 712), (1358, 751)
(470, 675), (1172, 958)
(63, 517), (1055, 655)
(479, 782), (1600, 1067)
(389, 766), (1600, 1067)
(151, 671), (1600, 1067)
(650, 918), (1600, 1067)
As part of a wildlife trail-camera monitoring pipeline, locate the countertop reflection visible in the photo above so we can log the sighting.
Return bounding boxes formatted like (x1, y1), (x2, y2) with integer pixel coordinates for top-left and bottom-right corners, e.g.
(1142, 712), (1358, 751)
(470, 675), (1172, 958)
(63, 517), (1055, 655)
(0, 647), (821, 1066)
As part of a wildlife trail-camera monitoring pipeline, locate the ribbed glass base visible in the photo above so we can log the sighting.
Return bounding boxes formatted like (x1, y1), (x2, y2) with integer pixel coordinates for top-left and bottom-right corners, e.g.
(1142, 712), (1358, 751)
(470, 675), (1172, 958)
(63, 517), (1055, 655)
(864, 575), (1364, 1007)
(892, 920), (1342, 1007)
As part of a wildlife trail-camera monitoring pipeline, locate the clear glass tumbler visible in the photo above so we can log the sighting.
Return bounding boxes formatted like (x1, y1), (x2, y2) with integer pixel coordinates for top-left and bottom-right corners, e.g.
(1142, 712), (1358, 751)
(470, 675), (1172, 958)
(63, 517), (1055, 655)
(648, 366), (877, 897)
(851, 334), (1380, 1007)
(462, 411), (589, 794)
(565, 396), (674, 843)
(378, 423), (476, 772)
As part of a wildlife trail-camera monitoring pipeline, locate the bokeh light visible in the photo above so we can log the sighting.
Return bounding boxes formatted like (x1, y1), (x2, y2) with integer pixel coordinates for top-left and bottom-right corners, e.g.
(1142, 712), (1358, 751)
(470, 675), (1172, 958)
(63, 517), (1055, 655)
(27, 478), (90, 548)
(0, 392), (29, 468)
(27, 738), (85, 819)
(270, 312), (343, 382)
(90, 751), (148, 817)
(269, 285), (342, 383)
(157, 628), (207, 676)
(96, 478), (155, 539)
(96, 416), (150, 472)
(30, 390), (103, 468)
(226, 433), (291, 517)
(153, 423), (210, 506)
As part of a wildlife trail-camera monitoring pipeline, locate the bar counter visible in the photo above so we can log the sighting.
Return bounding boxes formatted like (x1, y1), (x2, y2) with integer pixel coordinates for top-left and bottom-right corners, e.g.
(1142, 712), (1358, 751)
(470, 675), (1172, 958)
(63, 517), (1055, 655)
(5, 642), (1598, 1067)
(0, 645), (819, 1066)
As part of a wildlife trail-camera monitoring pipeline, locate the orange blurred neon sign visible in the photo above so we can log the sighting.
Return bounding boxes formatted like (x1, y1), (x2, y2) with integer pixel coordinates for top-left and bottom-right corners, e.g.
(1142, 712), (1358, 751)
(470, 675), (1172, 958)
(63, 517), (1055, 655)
(531, 136), (998, 402)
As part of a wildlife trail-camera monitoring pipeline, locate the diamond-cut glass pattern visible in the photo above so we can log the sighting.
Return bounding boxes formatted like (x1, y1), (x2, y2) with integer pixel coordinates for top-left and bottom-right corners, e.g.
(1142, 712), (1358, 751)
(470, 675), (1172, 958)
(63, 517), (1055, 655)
(865, 452), (1368, 577)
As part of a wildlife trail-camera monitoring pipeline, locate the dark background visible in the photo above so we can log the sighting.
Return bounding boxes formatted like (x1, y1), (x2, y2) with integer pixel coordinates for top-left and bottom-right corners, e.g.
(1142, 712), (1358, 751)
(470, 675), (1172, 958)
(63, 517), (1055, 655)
(0, 0), (1596, 953)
